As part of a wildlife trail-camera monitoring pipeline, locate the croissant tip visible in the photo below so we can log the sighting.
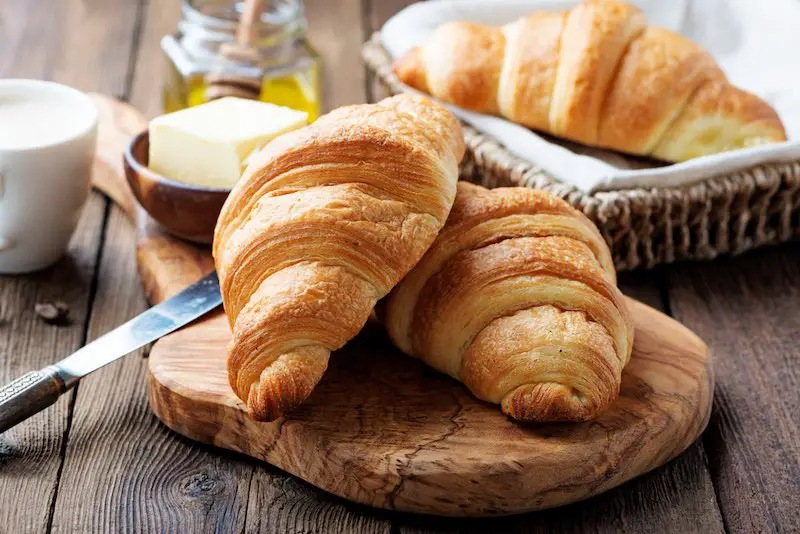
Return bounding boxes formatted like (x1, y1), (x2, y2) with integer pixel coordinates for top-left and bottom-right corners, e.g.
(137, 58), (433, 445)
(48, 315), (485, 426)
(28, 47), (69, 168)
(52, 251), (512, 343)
(246, 388), (286, 422)
(392, 48), (429, 93)
(244, 375), (307, 422)
(501, 383), (602, 423)
(238, 348), (331, 422)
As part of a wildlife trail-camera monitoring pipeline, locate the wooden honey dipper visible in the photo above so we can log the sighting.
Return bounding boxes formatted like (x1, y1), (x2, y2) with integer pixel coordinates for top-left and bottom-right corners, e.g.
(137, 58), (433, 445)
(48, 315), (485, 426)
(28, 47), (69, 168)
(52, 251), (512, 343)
(205, 0), (265, 102)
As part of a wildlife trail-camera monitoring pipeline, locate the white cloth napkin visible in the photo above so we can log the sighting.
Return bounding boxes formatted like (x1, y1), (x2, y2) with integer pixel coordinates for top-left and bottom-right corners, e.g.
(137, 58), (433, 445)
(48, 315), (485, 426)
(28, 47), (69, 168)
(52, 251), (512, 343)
(382, 0), (800, 192)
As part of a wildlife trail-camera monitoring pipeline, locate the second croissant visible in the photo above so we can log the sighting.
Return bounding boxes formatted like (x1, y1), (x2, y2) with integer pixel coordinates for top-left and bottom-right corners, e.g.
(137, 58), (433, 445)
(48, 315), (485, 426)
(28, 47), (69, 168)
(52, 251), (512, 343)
(384, 182), (634, 422)
(393, 0), (787, 162)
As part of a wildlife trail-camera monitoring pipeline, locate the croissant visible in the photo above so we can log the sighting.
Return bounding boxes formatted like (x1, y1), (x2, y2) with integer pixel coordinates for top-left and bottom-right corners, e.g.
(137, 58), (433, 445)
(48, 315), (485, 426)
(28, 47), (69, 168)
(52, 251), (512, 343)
(213, 94), (464, 421)
(392, 0), (787, 162)
(383, 182), (634, 422)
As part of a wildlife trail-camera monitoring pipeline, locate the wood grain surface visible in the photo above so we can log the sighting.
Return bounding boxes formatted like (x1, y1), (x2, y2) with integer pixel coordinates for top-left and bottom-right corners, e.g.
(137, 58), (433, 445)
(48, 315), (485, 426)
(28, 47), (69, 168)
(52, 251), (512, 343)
(668, 246), (800, 532)
(146, 294), (712, 517)
(1, 0), (797, 531)
(0, 1), (138, 531)
(150, 300), (713, 516)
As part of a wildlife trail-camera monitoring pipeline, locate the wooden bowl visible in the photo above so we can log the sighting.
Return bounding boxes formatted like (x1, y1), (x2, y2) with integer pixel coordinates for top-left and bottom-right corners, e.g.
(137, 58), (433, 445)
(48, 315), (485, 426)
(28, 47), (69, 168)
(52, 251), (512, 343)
(123, 131), (230, 244)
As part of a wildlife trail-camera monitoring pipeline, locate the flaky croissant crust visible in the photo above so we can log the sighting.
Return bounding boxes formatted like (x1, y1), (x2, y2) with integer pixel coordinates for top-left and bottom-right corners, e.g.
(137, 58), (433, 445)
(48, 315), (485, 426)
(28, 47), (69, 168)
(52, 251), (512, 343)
(384, 182), (634, 422)
(393, 0), (787, 162)
(214, 94), (464, 421)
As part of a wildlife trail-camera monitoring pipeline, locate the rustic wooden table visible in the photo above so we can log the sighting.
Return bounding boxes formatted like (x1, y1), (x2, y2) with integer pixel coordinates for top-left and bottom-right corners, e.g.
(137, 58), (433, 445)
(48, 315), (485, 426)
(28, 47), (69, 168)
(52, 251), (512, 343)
(0, 1), (798, 532)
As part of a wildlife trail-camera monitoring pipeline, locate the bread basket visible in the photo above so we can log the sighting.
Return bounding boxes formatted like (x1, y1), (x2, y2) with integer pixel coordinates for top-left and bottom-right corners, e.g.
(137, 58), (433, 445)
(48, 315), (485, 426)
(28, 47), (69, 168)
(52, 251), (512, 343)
(362, 33), (800, 271)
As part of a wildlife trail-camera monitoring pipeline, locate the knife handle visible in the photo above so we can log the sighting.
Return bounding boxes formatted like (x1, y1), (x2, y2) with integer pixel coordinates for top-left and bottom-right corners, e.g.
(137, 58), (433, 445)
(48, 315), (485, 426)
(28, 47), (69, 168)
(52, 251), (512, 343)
(0, 367), (66, 434)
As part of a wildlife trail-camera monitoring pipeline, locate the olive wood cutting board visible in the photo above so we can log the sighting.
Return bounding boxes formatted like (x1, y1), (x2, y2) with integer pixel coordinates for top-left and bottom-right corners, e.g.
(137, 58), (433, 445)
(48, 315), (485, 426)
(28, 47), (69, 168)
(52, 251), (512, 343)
(90, 94), (714, 517)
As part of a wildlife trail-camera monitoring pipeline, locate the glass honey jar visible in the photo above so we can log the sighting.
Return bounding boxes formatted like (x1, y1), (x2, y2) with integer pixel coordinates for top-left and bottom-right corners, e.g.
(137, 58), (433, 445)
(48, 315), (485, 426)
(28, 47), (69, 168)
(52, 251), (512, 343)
(161, 0), (321, 120)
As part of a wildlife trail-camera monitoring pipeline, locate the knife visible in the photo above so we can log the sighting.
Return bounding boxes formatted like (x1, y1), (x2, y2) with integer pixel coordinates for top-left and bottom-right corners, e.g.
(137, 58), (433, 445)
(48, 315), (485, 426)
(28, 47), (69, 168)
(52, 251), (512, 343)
(0, 271), (221, 434)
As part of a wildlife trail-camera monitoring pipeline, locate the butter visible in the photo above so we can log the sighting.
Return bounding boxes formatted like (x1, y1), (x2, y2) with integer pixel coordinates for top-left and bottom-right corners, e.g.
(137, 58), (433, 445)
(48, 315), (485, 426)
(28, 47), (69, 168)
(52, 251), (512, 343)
(149, 97), (308, 189)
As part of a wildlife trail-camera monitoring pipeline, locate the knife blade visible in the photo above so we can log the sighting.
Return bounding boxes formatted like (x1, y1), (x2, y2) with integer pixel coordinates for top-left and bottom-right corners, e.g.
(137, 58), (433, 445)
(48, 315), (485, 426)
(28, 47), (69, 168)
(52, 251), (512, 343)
(0, 271), (221, 434)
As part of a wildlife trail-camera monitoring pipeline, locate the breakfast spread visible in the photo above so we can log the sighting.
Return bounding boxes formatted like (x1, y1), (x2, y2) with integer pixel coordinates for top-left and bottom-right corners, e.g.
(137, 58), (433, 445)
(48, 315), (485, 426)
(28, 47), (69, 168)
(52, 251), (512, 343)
(392, 0), (787, 162)
(2, 0), (740, 518)
(148, 96), (307, 189)
(383, 182), (633, 422)
(213, 94), (464, 421)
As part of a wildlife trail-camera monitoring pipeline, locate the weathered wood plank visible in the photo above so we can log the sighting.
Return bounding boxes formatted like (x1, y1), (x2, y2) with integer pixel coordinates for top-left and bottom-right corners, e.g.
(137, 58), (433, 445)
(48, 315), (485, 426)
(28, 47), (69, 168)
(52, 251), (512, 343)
(242, 467), (394, 533)
(128, 0), (182, 118)
(668, 244), (800, 533)
(48, 208), (250, 533)
(365, 0), (415, 41)
(306, 0), (367, 112)
(49, 0), (144, 99)
(0, 0), (141, 97)
(0, 0), (74, 80)
(0, 195), (105, 534)
(617, 269), (667, 311)
(0, 0), (143, 531)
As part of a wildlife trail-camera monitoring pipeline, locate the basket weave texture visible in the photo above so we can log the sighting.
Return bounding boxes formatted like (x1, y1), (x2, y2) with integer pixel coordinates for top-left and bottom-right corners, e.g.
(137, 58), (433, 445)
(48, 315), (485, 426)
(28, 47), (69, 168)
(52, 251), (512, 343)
(363, 33), (800, 271)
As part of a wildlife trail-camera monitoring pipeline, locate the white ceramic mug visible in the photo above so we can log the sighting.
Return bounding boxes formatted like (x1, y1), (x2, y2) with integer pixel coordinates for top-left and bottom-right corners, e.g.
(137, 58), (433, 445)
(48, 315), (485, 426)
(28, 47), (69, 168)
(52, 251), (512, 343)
(0, 80), (98, 274)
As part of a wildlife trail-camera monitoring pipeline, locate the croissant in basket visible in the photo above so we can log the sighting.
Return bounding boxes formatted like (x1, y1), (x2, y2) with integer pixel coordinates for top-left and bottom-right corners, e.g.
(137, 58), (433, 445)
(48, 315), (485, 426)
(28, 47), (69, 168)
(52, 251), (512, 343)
(213, 94), (464, 421)
(393, 0), (787, 162)
(383, 182), (634, 422)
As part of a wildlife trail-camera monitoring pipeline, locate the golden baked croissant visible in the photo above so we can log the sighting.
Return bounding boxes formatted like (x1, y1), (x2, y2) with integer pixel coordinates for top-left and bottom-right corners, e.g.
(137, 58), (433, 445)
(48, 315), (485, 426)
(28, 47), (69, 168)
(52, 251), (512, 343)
(393, 0), (787, 162)
(383, 182), (634, 422)
(213, 94), (464, 421)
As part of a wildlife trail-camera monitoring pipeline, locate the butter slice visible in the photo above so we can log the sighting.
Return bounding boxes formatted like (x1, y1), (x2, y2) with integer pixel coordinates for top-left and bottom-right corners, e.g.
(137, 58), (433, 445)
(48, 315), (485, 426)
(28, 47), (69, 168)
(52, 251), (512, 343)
(149, 97), (308, 189)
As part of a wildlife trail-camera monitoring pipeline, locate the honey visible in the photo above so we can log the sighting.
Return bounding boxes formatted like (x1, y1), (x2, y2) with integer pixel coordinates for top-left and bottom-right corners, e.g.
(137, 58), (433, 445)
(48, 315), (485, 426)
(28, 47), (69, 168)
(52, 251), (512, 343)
(163, 63), (320, 119)
(162, 0), (321, 120)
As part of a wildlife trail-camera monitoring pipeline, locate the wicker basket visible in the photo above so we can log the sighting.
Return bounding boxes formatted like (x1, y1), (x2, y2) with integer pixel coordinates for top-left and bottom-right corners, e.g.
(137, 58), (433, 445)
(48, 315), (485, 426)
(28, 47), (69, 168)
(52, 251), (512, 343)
(362, 33), (800, 271)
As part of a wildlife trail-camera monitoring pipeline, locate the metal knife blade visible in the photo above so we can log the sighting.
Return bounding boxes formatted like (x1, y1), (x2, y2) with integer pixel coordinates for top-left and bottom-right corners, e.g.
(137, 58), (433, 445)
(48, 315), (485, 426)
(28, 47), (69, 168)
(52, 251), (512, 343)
(0, 271), (221, 434)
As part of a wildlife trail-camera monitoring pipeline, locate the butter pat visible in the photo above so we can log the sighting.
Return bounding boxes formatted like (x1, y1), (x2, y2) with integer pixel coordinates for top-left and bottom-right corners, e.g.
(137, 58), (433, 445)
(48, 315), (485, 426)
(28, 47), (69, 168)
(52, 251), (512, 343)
(149, 97), (308, 189)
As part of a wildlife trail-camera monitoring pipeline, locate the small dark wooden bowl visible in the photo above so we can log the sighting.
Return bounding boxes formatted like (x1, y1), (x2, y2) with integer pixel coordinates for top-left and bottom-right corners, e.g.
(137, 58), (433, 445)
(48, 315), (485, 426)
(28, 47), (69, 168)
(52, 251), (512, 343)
(123, 131), (231, 244)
